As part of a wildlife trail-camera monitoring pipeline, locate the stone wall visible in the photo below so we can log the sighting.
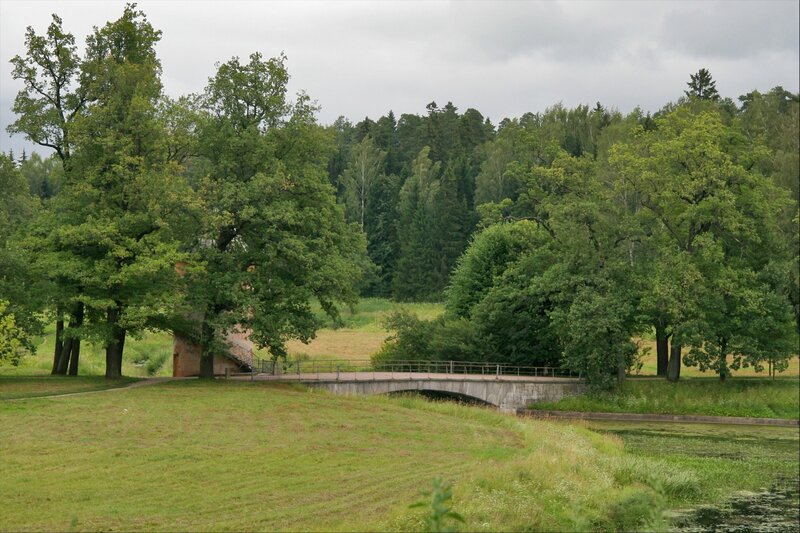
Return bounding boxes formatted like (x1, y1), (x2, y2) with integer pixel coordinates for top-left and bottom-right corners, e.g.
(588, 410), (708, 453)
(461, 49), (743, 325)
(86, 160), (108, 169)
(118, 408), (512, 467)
(306, 378), (585, 413)
(172, 333), (253, 377)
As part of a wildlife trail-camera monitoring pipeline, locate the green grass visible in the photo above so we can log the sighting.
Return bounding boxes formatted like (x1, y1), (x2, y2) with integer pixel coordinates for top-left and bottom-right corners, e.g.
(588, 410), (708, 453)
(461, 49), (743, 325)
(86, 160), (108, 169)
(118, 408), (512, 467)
(532, 377), (800, 419)
(4, 379), (789, 531)
(0, 375), (139, 400)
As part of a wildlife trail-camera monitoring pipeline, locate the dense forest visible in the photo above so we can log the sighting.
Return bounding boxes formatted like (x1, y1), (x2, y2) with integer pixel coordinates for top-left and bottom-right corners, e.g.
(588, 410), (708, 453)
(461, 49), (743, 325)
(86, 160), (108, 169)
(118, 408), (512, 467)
(1, 6), (797, 387)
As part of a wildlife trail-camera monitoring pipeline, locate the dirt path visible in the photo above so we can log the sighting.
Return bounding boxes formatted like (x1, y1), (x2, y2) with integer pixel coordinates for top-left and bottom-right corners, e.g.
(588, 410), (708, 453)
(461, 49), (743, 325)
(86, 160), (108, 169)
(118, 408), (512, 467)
(2, 376), (195, 402)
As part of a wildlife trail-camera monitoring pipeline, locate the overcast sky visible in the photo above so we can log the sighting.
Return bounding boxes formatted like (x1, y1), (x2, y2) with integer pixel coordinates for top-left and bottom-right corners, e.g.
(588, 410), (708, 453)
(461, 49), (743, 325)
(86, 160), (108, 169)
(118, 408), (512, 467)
(1, 0), (798, 156)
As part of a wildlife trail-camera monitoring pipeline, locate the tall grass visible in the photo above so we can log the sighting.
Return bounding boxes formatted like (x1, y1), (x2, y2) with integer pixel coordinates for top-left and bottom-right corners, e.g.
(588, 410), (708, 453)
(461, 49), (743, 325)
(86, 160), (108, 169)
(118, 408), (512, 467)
(532, 378), (800, 419)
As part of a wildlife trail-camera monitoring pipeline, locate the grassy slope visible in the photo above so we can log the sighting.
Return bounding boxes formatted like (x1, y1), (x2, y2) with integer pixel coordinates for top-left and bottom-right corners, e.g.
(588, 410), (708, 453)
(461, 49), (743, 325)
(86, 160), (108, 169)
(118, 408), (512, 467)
(4, 380), (793, 532)
(532, 378), (800, 419)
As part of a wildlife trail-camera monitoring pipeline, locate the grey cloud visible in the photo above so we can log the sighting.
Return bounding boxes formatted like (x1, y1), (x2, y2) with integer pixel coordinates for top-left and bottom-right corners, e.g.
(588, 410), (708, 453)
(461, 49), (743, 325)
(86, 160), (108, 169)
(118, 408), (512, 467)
(660, 0), (799, 59)
(1, 0), (798, 156)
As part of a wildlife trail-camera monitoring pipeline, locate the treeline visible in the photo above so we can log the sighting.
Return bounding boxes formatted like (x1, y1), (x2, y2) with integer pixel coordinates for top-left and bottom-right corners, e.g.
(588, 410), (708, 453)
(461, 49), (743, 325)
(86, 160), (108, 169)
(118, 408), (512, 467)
(1, 5), (797, 386)
(356, 79), (799, 386)
(326, 80), (798, 305)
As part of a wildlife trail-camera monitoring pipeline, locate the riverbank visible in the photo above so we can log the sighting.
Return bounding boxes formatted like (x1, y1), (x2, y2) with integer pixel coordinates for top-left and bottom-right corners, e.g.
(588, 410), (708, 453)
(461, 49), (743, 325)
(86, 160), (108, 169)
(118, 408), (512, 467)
(579, 419), (800, 529)
(520, 408), (799, 426)
(530, 377), (800, 419)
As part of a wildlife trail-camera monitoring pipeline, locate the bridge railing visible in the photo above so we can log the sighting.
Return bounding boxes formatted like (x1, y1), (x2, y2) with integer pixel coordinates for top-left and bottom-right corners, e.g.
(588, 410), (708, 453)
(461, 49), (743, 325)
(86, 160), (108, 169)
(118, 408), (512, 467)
(249, 357), (576, 379)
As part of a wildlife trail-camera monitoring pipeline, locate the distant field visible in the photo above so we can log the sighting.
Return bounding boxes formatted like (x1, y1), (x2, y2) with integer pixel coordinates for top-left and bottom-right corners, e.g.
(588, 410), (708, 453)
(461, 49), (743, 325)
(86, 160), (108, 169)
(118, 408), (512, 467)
(2, 379), (796, 531)
(633, 338), (800, 378)
(284, 298), (444, 361)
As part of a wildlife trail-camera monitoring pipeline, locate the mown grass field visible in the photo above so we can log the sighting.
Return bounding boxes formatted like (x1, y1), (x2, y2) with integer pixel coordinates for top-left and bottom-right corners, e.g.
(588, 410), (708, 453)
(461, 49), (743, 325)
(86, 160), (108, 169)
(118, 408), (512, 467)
(1, 379), (797, 532)
(533, 377), (800, 419)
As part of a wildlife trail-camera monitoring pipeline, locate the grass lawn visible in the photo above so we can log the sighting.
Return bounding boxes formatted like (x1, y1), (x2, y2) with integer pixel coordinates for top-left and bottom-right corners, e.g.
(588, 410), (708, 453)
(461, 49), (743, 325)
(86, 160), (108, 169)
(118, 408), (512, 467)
(4, 379), (795, 531)
(0, 375), (139, 400)
(532, 377), (800, 419)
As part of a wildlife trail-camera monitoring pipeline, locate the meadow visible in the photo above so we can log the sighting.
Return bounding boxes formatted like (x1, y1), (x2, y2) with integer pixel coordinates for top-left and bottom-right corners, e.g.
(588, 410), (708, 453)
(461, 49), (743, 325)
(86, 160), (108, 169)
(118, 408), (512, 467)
(2, 379), (797, 532)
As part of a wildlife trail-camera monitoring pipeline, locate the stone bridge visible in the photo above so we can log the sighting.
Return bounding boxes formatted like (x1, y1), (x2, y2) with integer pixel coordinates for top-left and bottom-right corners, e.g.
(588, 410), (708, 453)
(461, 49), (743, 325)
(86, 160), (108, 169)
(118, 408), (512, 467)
(240, 372), (585, 413)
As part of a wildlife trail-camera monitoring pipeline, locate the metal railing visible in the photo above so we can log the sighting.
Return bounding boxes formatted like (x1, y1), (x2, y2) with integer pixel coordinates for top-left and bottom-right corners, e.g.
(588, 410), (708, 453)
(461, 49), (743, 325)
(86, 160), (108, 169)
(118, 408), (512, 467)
(244, 357), (577, 380)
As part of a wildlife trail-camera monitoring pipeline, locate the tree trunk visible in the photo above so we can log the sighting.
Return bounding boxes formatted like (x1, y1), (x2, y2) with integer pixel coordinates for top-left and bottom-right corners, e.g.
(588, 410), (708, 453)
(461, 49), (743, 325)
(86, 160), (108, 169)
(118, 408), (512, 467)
(105, 307), (126, 379)
(55, 337), (73, 375)
(67, 303), (84, 376)
(655, 322), (669, 377)
(51, 318), (64, 375)
(718, 338), (728, 382)
(199, 322), (215, 379)
(667, 341), (681, 382)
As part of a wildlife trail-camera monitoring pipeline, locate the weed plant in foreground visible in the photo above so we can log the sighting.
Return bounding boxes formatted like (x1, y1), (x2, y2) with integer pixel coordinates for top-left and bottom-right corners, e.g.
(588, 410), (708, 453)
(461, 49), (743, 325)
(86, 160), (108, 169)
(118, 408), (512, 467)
(2, 380), (797, 531)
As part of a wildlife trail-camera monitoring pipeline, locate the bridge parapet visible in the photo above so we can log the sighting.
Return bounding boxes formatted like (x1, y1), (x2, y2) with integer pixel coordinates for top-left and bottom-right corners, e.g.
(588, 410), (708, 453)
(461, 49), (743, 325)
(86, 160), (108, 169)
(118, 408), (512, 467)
(301, 377), (584, 413)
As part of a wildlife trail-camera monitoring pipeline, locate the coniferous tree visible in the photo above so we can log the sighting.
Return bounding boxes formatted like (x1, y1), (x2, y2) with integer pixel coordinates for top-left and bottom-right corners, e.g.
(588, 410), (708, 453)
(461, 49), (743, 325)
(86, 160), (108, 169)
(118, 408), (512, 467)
(685, 68), (720, 101)
(394, 147), (441, 300)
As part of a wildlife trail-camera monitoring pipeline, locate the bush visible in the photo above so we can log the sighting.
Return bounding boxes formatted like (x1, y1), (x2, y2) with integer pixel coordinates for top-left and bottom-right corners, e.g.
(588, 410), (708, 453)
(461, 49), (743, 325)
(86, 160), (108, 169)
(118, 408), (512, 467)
(373, 310), (485, 364)
(0, 300), (30, 366)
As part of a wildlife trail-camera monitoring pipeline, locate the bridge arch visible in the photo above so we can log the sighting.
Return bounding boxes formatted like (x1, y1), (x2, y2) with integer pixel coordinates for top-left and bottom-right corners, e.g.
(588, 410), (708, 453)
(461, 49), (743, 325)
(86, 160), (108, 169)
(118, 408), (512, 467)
(303, 377), (585, 413)
(389, 389), (494, 407)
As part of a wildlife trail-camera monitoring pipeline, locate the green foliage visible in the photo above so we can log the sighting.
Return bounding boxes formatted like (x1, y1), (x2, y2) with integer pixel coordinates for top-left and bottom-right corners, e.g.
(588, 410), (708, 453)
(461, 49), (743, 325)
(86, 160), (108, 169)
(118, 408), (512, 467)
(0, 154), (42, 347)
(610, 105), (797, 380)
(341, 135), (386, 230)
(409, 478), (465, 533)
(188, 52), (369, 372)
(374, 310), (484, 364)
(605, 487), (663, 532)
(394, 147), (442, 300)
(0, 300), (30, 365)
(446, 220), (543, 318)
(18, 152), (63, 199)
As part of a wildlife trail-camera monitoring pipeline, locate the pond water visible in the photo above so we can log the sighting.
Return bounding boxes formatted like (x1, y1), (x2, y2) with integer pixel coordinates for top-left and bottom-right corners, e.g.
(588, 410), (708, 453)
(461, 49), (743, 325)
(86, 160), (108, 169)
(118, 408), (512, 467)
(581, 420), (800, 532)
(670, 474), (799, 532)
